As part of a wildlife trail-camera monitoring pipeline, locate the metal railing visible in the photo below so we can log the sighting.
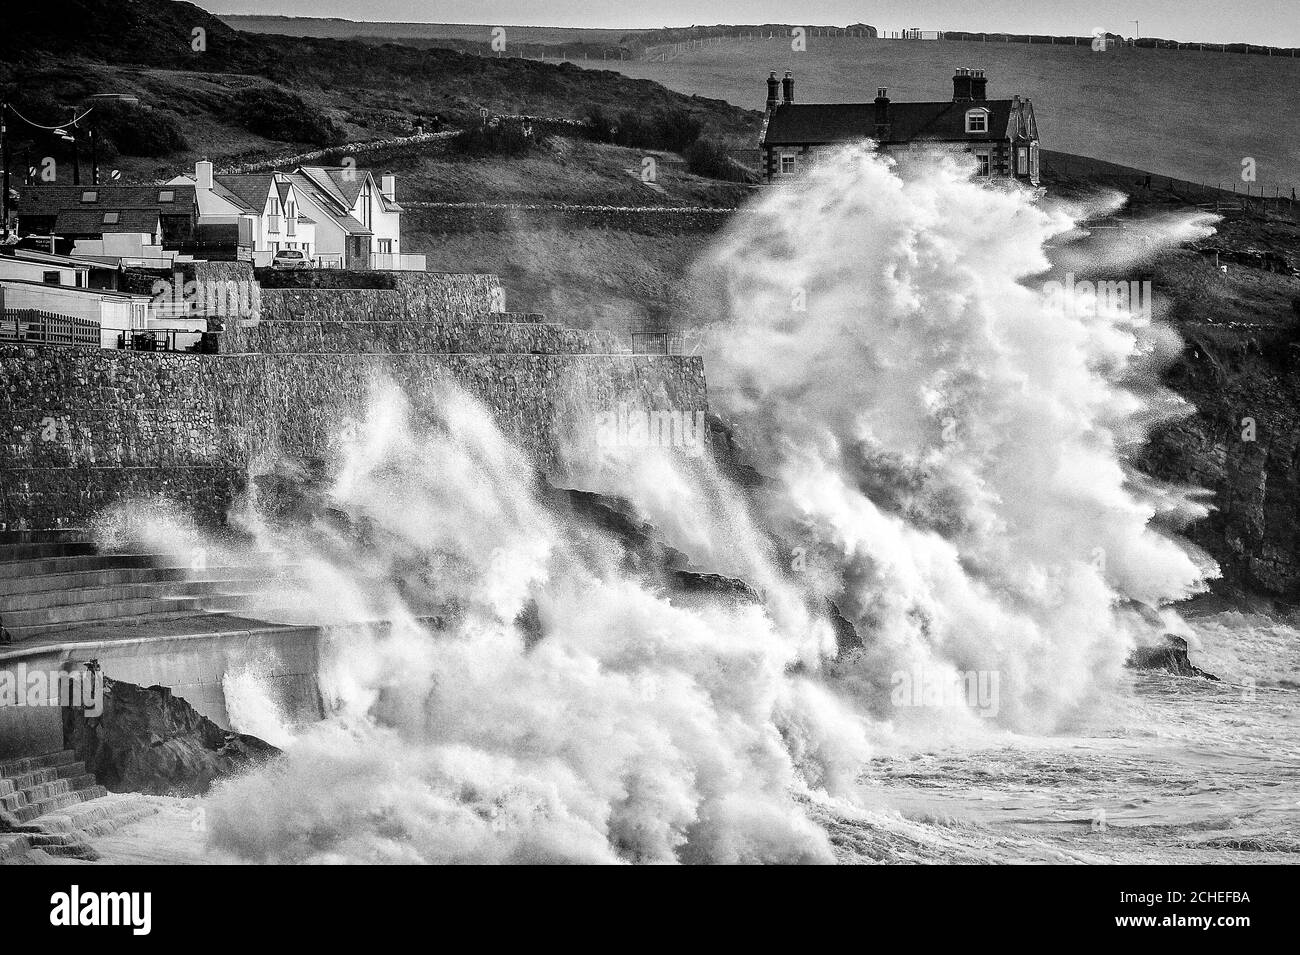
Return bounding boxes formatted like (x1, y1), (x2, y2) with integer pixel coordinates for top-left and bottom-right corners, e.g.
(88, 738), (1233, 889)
(116, 329), (216, 353)
(629, 329), (684, 355)
(0, 309), (101, 347)
(369, 252), (428, 271)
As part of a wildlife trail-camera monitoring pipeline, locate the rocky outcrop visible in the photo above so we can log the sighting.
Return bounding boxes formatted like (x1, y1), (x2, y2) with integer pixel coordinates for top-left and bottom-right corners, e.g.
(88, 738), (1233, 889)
(63, 678), (280, 796)
(1127, 635), (1219, 680)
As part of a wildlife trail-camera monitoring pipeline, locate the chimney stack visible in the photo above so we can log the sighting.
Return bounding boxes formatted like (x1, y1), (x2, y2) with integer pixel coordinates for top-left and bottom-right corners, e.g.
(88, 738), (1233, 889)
(952, 67), (973, 101)
(874, 87), (890, 138)
(766, 70), (780, 112)
(381, 174), (396, 201)
(195, 159), (213, 191)
(970, 68), (988, 101)
(782, 70), (794, 104)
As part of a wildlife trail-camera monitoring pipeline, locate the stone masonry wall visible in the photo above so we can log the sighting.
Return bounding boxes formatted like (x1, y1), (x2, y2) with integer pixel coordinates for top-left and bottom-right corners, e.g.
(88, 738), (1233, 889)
(0, 344), (707, 528)
(223, 321), (629, 355)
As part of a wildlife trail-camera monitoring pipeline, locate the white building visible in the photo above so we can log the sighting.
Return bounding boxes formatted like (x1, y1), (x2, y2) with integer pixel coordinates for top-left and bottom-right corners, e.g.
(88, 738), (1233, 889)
(170, 161), (418, 270)
(0, 278), (154, 348)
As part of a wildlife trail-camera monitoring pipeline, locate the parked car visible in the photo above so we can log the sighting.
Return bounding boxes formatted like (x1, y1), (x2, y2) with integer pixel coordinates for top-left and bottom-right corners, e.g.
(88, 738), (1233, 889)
(271, 249), (313, 270)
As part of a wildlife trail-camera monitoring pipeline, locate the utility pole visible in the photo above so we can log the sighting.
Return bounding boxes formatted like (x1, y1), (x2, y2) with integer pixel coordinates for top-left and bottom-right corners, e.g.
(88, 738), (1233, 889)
(1131, 20), (1140, 39)
(0, 103), (9, 239)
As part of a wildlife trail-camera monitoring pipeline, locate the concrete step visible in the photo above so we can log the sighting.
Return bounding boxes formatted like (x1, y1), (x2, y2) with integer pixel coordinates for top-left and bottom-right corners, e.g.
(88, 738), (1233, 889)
(28, 792), (160, 838)
(165, 592), (259, 613)
(0, 553), (160, 582)
(0, 594), (207, 629)
(4, 785), (106, 824)
(0, 541), (96, 563)
(0, 833), (34, 863)
(0, 564), (299, 598)
(0, 750), (77, 778)
(1, 577), (276, 612)
(4, 608), (213, 641)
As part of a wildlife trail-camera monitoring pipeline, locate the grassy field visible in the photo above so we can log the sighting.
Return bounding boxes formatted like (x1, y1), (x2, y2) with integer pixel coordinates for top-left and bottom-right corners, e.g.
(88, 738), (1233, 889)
(406, 225), (713, 330)
(580, 35), (1300, 196)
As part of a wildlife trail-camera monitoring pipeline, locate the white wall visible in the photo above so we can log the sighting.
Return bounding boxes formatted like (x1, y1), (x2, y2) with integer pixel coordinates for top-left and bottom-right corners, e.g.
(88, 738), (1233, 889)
(0, 258), (87, 287)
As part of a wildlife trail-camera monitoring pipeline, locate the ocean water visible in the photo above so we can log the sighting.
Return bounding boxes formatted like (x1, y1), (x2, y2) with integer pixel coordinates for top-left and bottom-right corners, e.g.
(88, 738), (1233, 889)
(89, 145), (1298, 865)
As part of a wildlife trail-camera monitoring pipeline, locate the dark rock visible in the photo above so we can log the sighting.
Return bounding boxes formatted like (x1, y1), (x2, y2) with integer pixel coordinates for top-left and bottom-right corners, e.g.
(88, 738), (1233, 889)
(63, 678), (281, 796)
(1127, 635), (1219, 680)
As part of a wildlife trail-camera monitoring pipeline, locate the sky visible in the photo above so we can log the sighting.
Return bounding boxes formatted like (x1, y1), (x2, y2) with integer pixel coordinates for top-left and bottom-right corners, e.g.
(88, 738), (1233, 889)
(201, 0), (1300, 47)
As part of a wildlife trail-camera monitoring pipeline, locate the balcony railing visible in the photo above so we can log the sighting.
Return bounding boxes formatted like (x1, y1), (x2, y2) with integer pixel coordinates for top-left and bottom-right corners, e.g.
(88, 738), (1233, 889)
(628, 328), (684, 355)
(369, 252), (427, 271)
(0, 309), (100, 347)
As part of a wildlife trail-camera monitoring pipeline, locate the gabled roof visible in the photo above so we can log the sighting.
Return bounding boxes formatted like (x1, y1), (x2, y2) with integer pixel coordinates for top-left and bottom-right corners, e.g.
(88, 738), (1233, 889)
(19, 184), (197, 216)
(296, 166), (352, 210)
(319, 167), (367, 207)
(212, 174), (276, 212)
(762, 99), (1021, 146)
(284, 172), (372, 236)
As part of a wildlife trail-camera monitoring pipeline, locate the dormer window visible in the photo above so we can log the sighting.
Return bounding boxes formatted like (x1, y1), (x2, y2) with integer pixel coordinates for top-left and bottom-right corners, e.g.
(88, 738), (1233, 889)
(965, 108), (989, 134)
(158, 190), (174, 203)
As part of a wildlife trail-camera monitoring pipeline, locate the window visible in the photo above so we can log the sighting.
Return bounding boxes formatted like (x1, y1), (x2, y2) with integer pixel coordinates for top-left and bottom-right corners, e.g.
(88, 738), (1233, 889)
(103, 212), (120, 225)
(780, 154), (796, 174)
(43, 270), (61, 284)
(1030, 143), (1039, 181)
(378, 238), (393, 254)
(965, 109), (988, 134)
(1017, 148), (1028, 175)
(80, 190), (98, 203)
(158, 190), (174, 203)
(974, 151), (991, 177)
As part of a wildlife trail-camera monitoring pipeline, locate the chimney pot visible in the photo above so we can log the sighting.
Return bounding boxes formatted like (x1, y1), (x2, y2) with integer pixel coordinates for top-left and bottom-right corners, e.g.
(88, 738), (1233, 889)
(782, 70), (794, 104)
(766, 70), (780, 112)
(952, 67), (974, 101)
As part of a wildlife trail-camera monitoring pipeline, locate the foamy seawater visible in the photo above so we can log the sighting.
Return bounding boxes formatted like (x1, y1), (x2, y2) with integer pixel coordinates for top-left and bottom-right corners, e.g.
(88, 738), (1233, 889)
(84, 146), (1296, 865)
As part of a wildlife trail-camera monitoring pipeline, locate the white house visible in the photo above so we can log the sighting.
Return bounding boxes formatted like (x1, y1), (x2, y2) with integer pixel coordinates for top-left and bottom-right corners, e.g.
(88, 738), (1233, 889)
(171, 161), (416, 270)
(169, 162), (317, 267)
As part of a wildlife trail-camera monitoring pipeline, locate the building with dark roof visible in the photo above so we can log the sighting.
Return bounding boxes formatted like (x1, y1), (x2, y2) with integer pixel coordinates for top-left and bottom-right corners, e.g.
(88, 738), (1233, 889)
(15, 183), (199, 250)
(759, 68), (1040, 185)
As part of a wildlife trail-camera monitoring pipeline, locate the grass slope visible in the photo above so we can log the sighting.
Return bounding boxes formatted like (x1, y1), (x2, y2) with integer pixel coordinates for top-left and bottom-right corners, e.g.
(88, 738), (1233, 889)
(581, 36), (1300, 195)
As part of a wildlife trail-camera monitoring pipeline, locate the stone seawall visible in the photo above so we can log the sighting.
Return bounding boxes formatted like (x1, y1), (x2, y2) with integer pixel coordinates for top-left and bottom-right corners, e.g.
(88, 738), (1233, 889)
(0, 345), (707, 527)
(225, 320), (630, 355)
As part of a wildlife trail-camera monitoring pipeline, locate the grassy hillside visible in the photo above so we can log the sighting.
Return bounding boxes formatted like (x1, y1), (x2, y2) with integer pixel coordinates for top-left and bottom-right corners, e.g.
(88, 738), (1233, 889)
(582, 36), (1300, 196)
(217, 16), (626, 46)
(0, 0), (760, 147)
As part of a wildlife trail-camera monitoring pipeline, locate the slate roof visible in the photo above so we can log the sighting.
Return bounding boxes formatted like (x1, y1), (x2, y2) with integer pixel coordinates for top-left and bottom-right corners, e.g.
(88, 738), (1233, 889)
(19, 184), (197, 216)
(762, 99), (1019, 146)
(284, 172), (372, 236)
(53, 209), (161, 235)
(212, 174), (275, 212)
